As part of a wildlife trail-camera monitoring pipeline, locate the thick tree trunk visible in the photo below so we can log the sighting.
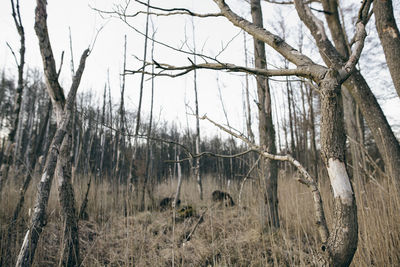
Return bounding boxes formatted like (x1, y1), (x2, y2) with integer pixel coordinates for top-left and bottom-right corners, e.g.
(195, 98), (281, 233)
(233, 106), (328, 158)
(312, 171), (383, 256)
(321, 0), (366, 186)
(319, 70), (358, 266)
(373, 0), (400, 97)
(250, 0), (279, 229)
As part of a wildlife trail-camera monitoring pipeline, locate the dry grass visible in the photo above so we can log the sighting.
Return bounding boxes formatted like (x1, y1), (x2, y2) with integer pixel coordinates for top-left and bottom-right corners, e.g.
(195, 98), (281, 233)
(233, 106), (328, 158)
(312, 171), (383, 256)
(1, 171), (399, 266)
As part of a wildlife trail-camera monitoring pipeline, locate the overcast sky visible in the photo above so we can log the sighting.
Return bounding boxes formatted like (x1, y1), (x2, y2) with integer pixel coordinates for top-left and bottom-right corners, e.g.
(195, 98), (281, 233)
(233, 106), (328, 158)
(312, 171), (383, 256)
(1, 0), (399, 142)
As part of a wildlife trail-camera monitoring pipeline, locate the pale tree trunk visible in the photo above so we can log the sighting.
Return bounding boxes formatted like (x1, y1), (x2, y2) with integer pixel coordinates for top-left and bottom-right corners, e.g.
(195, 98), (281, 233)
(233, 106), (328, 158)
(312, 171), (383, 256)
(16, 1), (89, 265)
(373, 0), (400, 97)
(243, 32), (255, 143)
(173, 152), (183, 208)
(0, 0), (25, 195)
(99, 84), (107, 177)
(305, 84), (319, 182)
(116, 35), (127, 183)
(140, 30), (156, 211)
(250, 0), (279, 229)
(192, 19), (203, 200)
(136, 0), (151, 210)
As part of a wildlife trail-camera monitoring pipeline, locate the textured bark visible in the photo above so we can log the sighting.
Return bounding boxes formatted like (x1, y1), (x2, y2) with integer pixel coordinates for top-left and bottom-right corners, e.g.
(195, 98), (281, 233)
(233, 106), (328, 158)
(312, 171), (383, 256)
(251, 0), (279, 229)
(16, 1), (89, 265)
(321, 0), (365, 185)
(373, 0), (400, 97)
(16, 114), (70, 266)
(319, 70), (358, 266)
(56, 131), (80, 267)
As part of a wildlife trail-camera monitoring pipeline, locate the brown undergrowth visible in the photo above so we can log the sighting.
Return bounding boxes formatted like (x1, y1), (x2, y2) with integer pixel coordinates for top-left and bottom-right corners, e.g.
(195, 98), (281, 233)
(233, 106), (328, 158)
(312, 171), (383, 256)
(0, 172), (399, 266)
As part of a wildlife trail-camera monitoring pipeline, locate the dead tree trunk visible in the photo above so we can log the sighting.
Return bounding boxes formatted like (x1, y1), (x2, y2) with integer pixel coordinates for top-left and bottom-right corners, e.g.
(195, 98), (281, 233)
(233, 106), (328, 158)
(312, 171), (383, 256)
(16, 1), (89, 265)
(250, 0), (279, 229)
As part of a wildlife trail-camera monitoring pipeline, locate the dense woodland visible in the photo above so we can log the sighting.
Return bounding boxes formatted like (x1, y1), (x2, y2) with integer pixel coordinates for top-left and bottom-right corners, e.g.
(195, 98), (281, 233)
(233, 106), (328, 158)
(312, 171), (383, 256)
(0, 0), (400, 266)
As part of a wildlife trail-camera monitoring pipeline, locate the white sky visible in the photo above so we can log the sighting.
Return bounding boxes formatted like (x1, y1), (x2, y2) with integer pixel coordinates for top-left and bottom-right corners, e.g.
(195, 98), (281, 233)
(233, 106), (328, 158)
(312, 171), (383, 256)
(1, 0), (399, 143)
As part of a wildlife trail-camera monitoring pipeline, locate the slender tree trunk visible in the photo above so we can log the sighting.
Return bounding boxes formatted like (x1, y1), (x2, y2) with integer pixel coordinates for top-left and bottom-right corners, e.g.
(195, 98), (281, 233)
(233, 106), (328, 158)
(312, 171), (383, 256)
(173, 152), (183, 208)
(373, 0), (400, 97)
(99, 84), (107, 177)
(0, 0), (25, 195)
(286, 75), (296, 156)
(140, 29), (156, 211)
(191, 19), (203, 200)
(306, 85), (319, 182)
(250, 0), (279, 229)
(243, 32), (255, 143)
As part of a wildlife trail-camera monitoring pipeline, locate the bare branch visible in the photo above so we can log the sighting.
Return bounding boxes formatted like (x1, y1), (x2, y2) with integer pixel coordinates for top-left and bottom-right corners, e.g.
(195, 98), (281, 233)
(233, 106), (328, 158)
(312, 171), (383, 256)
(134, 0), (221, 17)
(294, 0), (343, 69)
(127, 60), (320, 79)
(343, 0), (373, 75)
(57, 51), (64, 78)
(263, 0), (318, 4)
(212, 0), (328, 82)
(200, 114), (329, 244)
(5, 42), (19, 67)
(166, 149), (255, 163)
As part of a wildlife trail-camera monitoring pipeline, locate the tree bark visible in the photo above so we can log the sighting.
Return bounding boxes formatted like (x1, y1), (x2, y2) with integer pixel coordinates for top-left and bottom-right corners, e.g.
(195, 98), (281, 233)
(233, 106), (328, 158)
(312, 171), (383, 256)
(373, 0), (400, 97)
(319, 70), (357, 266)
(56, 130), (80, 267)
(16, 1), (89, 265)
(250, 0), (279, 229)
(321, 0), (366, 186)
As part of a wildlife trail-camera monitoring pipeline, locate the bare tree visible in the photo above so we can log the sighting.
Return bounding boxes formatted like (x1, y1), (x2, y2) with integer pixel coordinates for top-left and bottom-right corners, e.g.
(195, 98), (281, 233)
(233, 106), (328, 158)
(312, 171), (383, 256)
(16, 0), (90, 265)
